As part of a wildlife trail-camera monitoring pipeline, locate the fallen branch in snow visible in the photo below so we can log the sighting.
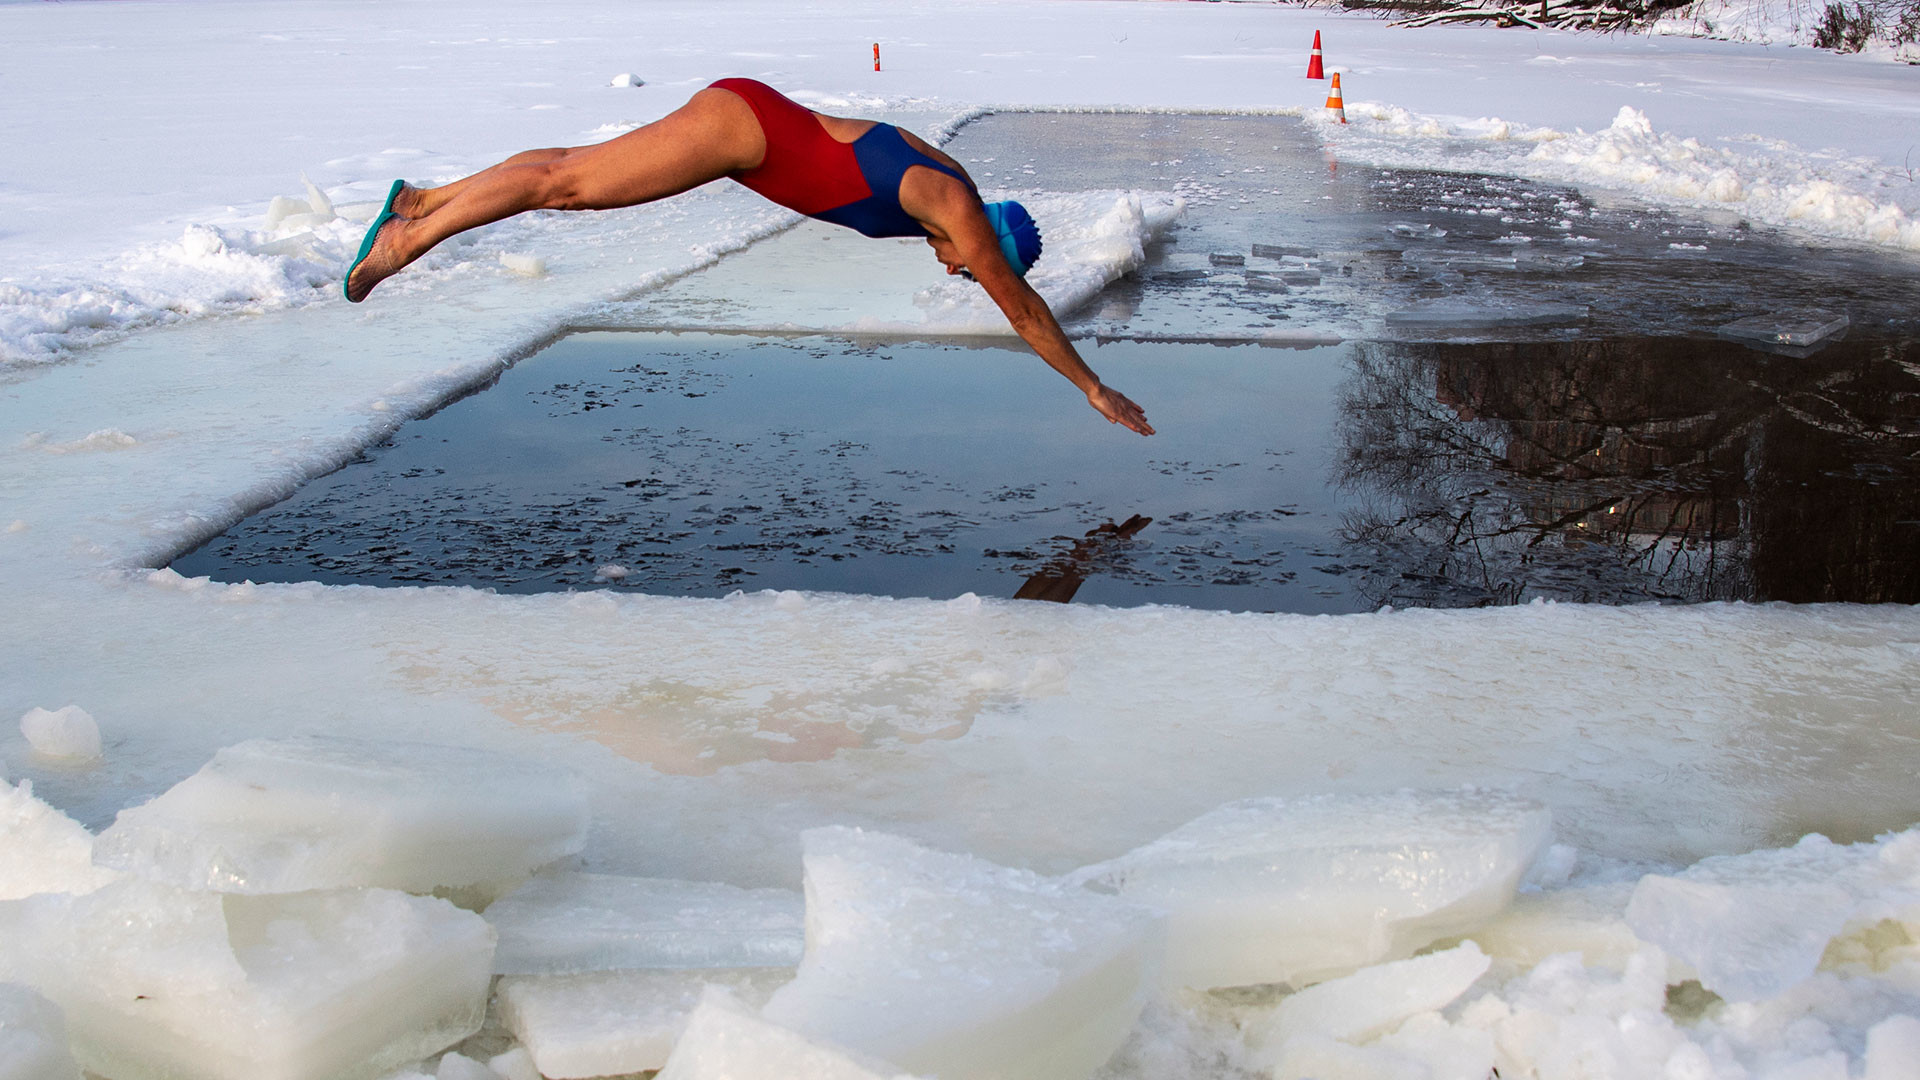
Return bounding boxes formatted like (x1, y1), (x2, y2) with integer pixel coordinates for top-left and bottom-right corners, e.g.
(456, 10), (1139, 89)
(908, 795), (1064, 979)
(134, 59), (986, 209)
(1397, 6), (1544, 26)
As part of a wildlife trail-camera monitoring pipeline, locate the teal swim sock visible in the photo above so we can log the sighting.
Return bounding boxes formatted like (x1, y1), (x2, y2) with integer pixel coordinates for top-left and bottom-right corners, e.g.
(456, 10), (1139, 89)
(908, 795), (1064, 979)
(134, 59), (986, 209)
(343, 179), (406, 302)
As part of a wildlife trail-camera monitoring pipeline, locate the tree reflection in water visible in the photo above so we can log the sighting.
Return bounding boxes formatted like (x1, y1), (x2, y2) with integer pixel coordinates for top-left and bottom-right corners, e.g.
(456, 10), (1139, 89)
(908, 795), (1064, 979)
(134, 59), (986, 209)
(1334, 337), (1920, 608)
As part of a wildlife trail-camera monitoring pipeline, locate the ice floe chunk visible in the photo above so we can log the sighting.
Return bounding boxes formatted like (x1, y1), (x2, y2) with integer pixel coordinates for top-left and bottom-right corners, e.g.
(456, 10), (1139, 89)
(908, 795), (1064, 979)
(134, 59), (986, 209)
(0, 983), (81, 1080)
(610, 73), (645, 88)
(1073, 790), (1551, 989)
(93, 736), (590, 896)
(1715, 310), (1849, 348)
(659, 988), (924, 1080)
(498, 967), (791, 1078)
(1247, 941), (1491, 1054)
(0, 780), (119, 900)
(1385, 298), (1590, 328)
(498, 252), (547, 277)
(487, 871), (804, 975)
(0, 879), (494, 1080)
(1625, 830), (1920, 1002)
(485, 1047), (540, 1080)
(433, 1052), (498, 1080)
(18, 705), (102, 762)
(762, 827), (1161, 1080)
(1469, 881), (1646, 970)
(1866, 1015), (1920, 1080)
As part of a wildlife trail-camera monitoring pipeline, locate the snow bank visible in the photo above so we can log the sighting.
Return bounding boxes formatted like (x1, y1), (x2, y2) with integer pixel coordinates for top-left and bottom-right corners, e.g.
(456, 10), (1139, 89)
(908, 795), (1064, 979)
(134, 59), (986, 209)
(763, 828), (1162, 1080)
(902, 190), (1184, 334)
(1626, 830), (1920, 1001)
(1072, 790), (1551, 989)
(0, 879), (494, 1080)
(1325, 102), (1920, 253)
(93, 737), (590, 899)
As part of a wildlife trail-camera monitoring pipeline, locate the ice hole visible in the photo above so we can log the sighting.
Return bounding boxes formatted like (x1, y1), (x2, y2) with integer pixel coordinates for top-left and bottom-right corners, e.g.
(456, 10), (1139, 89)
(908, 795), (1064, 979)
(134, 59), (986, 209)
(167, 113), (1920, 612)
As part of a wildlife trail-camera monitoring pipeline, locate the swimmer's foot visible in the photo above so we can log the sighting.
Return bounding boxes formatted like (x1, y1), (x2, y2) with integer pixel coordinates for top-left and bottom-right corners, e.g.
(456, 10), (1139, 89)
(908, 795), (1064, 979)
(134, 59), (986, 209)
(343, 179), (408, 303)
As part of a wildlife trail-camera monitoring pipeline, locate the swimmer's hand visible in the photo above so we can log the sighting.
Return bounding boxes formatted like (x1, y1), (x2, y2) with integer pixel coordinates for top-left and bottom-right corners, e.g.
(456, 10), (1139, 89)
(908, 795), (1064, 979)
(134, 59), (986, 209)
(1090, 383), (1155, 436)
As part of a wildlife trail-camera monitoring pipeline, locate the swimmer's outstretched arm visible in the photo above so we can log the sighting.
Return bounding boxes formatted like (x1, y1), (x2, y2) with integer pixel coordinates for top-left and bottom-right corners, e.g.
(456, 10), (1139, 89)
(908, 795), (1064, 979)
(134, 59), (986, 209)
(914, 182), (1155, 437)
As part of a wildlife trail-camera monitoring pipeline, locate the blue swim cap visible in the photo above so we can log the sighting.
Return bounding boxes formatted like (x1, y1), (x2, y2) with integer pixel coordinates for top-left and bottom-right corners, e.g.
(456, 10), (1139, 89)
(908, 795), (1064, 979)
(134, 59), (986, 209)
(983, 200), (1043, 277)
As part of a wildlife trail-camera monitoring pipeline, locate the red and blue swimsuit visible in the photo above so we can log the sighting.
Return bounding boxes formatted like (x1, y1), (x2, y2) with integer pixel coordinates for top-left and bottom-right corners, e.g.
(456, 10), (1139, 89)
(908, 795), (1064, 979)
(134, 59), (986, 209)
(711, 78), (973, 239)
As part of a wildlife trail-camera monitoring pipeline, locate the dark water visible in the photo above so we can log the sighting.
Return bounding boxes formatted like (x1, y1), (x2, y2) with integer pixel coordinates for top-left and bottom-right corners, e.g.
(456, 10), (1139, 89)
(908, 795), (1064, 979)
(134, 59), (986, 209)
(171, 330), (1920, 612)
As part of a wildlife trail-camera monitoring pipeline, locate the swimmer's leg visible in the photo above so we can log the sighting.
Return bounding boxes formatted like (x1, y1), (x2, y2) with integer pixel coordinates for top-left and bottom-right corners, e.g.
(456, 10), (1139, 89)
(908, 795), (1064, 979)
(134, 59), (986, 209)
(348, 88), (762, 302)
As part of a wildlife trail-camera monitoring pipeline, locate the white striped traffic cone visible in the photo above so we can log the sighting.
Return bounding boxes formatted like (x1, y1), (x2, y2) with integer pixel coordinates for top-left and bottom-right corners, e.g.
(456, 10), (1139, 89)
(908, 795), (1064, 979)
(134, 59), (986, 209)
(1325, 72), (1347, 124)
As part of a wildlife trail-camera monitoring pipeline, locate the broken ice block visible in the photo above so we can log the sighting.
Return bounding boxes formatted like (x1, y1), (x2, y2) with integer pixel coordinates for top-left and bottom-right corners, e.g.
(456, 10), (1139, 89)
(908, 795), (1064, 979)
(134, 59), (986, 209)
(658, 988), (924, 1080)
(18, 706), (102, 762)
(1715, 311), (1848, 348)
(1470, 882), (1645, 970)
(1275, 270), (1322, 286)
(0, 780), (119, 900)
(0, 879), (495, 1080)
(1515, 251), (1585, 271)
(433, 1052), (497, 1080)
(1208, 252), (1246, 266)
(498, 967), (791, 1078)
(1385, 298), (1590, 328)
(94, 736), (590, 896)
(487, 872), (804, 975)
(1246, 942), (1491, 1054)
(1389, 222), (1448, 239)
(0, 983), (81, 1080)
(1624, 831), (1910, 1002)
(762, 828), (1162, 1080)
(1243, 273), (1290, 295)
(1252, 243), (1318, 259)
(1400, 250), (1520, 271)
(1073, 790), (1551, 989)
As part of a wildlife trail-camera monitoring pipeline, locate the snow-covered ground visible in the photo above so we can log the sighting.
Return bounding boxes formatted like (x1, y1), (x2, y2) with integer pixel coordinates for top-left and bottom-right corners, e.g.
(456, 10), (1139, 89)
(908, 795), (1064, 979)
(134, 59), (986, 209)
(3, 2), (1919, 1079)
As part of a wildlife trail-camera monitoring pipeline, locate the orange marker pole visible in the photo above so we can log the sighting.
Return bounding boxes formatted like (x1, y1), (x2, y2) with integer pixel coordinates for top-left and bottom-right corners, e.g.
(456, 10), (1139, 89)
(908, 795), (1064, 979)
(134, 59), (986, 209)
(873, 43), (881, 72)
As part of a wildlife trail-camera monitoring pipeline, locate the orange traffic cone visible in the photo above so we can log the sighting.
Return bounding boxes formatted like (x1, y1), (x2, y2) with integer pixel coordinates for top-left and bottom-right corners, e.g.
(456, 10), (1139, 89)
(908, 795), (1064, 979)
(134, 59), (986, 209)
(1307, 31), (1325, 79)
(1325, 72), (1347, 124)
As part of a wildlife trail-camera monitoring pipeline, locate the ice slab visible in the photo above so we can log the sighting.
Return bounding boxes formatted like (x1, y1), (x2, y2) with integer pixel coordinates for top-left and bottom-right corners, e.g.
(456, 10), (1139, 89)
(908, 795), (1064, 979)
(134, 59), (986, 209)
(497, 967), (791, 1078)
(1385, 298), (1590, 328)
(1251, 243), (1318, 259)
(1247, 942), (1491, 1056)
(1208, 252), (1245, 266)
(0, 879), (495, 1080)
(18, 706), (102, 762)
(1243, 274), (1290, 295)
(1072, 790), (1551, 989)
(0, 780), (120, 900)
(1401, 249), (1519, 271)
(486, 871), (804, 975)
(1469, 882), (1646, 971)
(433, 1052), (497, 1080)
(1624, 830), (1920, 1002)
(94, 736), (589, 896)
(1867, 1015), (1920, 1080)
(762, 828), (1161, 1080)
(1715, 311), (1849, 348)
(658, 988), (924, 1080)
(0, 983), (81, 1080)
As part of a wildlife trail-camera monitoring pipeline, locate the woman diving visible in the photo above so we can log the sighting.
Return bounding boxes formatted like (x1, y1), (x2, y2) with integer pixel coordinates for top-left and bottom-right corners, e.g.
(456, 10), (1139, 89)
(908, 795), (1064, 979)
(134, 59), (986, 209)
(343, 78), (1153, 436)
